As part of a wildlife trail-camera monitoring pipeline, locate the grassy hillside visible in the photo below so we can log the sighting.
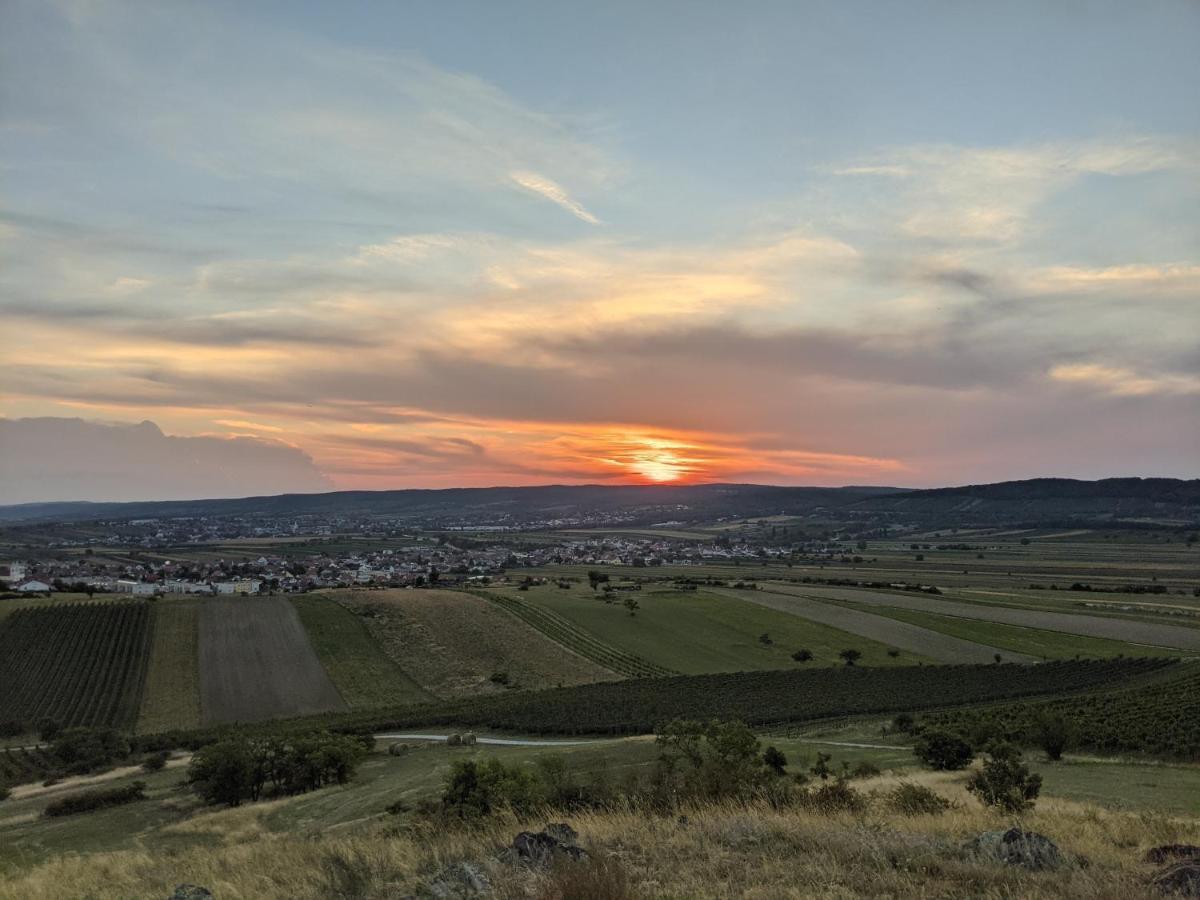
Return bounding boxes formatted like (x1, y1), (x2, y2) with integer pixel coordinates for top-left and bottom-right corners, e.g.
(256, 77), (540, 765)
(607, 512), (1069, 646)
(2, 738), (1198, 898)
(333, 589), (615, 697)
(291, 595), (432, 708)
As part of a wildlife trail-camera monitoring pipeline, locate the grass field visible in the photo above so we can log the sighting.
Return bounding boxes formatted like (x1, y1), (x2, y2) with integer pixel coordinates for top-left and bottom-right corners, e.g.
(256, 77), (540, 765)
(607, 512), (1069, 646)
(724, 586), (1033, 664)
(197, 597), (347, 725)
(291, 595), (432, 708)
(855, 605), (1187, 660)
(135, 601), (201, 733)
(488, 584), (926, 673)
(782, 584), (1200, 651)
(333, 589), (615, 697)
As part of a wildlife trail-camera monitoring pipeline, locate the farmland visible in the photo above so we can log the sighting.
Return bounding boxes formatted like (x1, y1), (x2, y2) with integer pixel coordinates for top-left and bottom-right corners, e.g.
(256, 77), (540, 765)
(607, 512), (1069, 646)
(482, 583), (926, 673)
(135, 601), (201, 734)
(332, 589), (615, 697)
(197, 597), (347, 725)
(0, 602), (152, 731)
(319, 657), (1177, 736)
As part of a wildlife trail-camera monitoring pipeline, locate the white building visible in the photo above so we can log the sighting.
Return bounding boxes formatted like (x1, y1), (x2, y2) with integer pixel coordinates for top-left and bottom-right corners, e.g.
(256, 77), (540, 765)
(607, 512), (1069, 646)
(0, 562), (27, 585)
(163, 580), (213, 595)
(16, 580), (52, 592)
(213, 579), (261, 595)
(115, 580), (158, 595)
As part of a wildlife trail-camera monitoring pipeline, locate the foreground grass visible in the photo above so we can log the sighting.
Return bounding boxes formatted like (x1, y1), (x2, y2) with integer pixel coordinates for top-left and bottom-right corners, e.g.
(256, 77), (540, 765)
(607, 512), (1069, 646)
(136, 600), (202, 733)
(291, 595), (432, 708)
(3, 771), (1198, 899)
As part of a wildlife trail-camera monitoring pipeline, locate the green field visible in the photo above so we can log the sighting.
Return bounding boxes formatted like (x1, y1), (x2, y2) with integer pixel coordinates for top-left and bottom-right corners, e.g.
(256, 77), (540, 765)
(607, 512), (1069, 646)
(849, 605), (1187, 660)
(291, 595), (433, 708)
(136, 601), (202, 733)
(488, 584), (924, 673)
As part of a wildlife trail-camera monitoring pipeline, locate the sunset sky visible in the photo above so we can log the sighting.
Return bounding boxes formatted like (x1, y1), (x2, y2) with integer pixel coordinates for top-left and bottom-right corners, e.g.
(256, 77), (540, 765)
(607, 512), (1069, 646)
(2, 1), (1198, 502)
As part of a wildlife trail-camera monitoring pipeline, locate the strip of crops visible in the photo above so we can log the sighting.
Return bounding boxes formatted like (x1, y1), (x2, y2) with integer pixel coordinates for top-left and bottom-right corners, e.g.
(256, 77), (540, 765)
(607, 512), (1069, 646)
(0, 601), (153, 731)
(473, 590), (675, 678)
(138, 657), (1173, 746)
(926, 662), (1200, 760)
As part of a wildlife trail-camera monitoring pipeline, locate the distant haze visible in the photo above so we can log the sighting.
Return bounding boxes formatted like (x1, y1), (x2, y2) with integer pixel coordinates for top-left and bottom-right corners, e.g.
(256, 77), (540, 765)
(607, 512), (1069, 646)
(0, 418), (331, 504)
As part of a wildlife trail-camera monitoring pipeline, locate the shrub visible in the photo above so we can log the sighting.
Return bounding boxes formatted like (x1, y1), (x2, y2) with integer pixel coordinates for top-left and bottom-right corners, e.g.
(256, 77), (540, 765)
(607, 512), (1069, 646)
(142, 751), (170, 772)
(439, 758), (539, 818)
(849, 760), (880, 779)
(0, 721), (25, 740)
(654, 719), (775, 802)
(50, 727), (131, 775)
(791, 649), (813, 662)
(1034, 713), (1077, 761)
(914, 730), (973, 771)
(838, 649), (862, 667)
(0, 782), (10, 802)
(887, 782), (952, 816)
(891, 712), (915, 734)
(44, 781), (146, 817)
(967, 743), (1042, 813)
(800, 780), (865, 813)
(37, 718), (62, 743)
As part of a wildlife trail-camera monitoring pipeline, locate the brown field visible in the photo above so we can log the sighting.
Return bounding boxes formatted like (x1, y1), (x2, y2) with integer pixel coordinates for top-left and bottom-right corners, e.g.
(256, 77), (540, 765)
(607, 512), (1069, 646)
(781, 584), (1200, 651)
(334, 588), (615, 697)
(722, 587), (1037, 664)
(198, 597), (347, 725)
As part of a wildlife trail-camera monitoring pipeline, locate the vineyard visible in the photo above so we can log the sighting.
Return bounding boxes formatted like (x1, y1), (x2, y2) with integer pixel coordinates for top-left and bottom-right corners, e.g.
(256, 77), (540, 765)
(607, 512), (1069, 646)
(927, 661), (1200, 760)
(0, 602), (153, 731)
(473, 590), (675, 678)
(314, 657), (1176, 737)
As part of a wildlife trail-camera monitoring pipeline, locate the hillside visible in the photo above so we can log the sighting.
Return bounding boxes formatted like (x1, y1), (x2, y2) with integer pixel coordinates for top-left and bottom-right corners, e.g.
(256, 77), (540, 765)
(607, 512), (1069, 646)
(2, 477), (1197, 527)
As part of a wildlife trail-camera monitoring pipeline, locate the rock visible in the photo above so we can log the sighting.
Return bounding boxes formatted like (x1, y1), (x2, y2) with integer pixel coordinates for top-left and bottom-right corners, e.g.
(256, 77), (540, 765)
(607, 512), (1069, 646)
(425, 861), (491, 898)
(503, 824), (587, 867)
(964, 828), (1067, 871)
(169, 887), (214, 900)
(1146, 845), (1200, 865)
(1152, 860), (1200, 897)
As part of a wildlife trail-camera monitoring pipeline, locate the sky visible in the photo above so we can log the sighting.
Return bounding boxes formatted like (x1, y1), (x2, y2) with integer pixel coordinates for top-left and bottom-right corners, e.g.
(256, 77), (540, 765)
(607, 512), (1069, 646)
(1, 0), (1198, 502)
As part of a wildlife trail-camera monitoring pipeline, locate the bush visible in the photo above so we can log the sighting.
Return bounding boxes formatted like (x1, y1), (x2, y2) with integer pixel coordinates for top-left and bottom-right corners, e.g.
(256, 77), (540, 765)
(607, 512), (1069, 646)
(891, 712), (915, 734)
(800, 780), (865, 813)
(0, 721), (25, 740)
(887, 782), (952, 816)
(50, 727), (131, 775)
(914, 729), (974, 771)
(762, 746), (788, 776)
(849, 760), (880, 779)
(438, 758), (539, 819)
(44, 781), (146, 817)
(142, 751), (170, 772)
(791, 649), (813, 662)
(967, 743), (1042, 813)
(189, 732), (364, 807)
(37, 718), (62, 743)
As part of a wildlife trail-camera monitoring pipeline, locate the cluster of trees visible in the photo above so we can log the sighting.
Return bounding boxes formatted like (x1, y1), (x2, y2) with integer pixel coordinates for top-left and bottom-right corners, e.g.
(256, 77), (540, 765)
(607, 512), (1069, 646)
(188, 731), (368, 806)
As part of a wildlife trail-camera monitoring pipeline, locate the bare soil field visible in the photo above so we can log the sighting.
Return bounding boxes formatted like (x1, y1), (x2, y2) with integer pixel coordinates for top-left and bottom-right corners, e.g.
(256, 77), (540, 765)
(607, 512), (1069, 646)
(334, 588), (614, 697)
(774, 584), (1200, 651)
(198, 597), (347, 725)
(723, 587), (1037, 664)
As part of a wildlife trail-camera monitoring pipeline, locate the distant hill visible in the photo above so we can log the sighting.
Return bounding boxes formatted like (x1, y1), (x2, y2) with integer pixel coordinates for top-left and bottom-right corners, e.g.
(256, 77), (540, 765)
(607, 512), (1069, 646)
(0, 483), (901, 525)
(851, 477), (1200, 526)
(0, 478), (1195, 527)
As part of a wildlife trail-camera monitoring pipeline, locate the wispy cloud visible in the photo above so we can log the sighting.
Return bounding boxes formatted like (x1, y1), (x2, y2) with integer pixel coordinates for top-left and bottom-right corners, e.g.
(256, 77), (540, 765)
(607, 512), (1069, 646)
(509, 170), (601, 224)
(1048, 363), (1200, 397)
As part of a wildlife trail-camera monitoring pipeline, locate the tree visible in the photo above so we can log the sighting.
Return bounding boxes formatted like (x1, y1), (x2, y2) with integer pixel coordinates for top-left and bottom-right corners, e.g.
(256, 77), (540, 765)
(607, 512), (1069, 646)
(838, 648), (862, 667)
(967, 743), (1042, 813)
(188, 738), (260, 806)
(1034, 713), (1077, 761)
(762, 746), (788, 776)
(655, 719), (771, 801)
(809, 752), (834, 781)
(791, 648), (813, 662)
(623, 596), (640, 617)
(758, 633), (773, 647)
(913, 730), (973, 771)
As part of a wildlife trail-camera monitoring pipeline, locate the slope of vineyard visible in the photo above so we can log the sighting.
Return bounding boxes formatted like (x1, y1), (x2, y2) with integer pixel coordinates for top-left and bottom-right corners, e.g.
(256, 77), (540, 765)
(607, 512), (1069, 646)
(474, 590), (675, 678)
(927, 662), (1200, 759)
(318, 657), (1177, 736)
(0, 602), (152, 731)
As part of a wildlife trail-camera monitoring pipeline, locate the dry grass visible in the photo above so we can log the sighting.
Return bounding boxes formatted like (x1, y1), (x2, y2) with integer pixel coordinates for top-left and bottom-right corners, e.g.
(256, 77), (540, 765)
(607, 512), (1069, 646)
(2, 772), (1197, 899)
(337, 589), (614, 697)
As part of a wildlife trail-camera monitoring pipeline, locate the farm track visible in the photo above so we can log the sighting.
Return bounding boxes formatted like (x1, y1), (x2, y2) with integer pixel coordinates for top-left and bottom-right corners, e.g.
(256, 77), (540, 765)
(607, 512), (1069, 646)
(718, 588), (1036, 664)
(476, 591), (675, 678)
(198, 597), (348, 725)
(775, 584), (1200, 651)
